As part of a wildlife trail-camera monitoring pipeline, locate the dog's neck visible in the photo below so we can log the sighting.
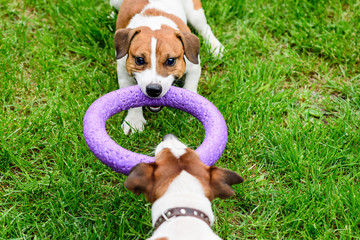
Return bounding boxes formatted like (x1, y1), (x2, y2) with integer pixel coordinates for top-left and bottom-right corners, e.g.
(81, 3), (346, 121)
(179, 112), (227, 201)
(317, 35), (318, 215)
(151, 171), (215, 227)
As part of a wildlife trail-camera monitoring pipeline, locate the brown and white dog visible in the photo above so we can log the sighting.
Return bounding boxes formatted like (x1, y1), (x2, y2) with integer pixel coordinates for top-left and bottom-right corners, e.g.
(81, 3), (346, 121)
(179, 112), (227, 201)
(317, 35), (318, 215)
(125, 134), (243, 240)
(110, 0), (224, 134)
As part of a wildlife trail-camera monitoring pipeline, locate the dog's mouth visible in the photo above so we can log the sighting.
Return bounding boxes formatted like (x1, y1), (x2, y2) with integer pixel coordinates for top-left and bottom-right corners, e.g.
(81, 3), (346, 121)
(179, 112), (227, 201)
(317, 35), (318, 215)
(144, 80), (177, 112)
(133, 76), (181, 113)
(147, 106), (163, 113)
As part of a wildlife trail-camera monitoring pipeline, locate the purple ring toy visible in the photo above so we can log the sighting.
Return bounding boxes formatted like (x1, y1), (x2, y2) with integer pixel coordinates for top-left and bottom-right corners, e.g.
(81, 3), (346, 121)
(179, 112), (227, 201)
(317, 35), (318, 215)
(83, 86), (227, 175)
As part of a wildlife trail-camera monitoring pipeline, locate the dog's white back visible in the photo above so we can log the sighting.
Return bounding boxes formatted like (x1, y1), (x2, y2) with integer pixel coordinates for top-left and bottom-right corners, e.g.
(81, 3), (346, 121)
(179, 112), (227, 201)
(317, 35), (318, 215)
(149, 171), (221, 240)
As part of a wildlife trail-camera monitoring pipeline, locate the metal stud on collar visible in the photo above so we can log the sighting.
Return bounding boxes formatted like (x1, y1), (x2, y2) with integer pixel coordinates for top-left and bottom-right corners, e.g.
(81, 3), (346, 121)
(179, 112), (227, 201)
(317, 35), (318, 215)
(154, 207), (211, 231)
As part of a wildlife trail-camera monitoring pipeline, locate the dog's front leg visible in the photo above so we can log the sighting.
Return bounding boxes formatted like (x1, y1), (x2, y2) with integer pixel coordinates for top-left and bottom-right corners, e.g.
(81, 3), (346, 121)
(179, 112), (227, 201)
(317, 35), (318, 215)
(117, 57), (146, 135)
(122, 107), (146, 135)
(182, 0), (224, 58)
(183, 57), (201, 93)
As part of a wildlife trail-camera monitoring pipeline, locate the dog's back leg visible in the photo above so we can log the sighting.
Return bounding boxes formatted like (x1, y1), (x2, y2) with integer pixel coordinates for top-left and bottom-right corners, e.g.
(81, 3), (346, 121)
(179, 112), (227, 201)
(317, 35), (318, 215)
(110, 0), (124, 11)
(181, 0), (224, 58)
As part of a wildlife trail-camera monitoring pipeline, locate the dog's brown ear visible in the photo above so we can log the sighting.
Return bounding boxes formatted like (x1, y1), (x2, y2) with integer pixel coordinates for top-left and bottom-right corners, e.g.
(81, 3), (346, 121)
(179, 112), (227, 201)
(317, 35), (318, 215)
(176, 32), (200, 64)
(209, 167), (243, 200)
(124, 162), (155, 196)
(114, 28), (141, 59)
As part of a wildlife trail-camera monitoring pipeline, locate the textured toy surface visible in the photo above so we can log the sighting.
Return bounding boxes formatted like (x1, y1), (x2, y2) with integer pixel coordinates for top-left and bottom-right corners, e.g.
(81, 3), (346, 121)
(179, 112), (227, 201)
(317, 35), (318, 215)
(83, 86), (228, 175)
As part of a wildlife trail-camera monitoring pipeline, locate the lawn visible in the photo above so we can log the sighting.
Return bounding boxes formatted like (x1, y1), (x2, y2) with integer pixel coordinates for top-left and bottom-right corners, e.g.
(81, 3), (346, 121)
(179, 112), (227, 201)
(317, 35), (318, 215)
(1, 0), (359, 239)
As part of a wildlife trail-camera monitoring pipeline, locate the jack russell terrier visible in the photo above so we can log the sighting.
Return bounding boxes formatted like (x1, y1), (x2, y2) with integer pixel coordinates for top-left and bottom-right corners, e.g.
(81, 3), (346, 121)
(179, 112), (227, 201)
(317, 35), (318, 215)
(110, 0), (224, 134)
(125, 134), (243, 240)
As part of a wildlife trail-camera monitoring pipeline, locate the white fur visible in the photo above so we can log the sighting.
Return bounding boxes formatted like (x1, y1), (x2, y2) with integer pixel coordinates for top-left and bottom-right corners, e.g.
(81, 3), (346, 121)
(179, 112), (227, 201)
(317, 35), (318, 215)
(110, 0), (123, 10)
(155, 135), (187, 158)
(151, 37), (157, 68)
(148, 171), (221, 240)
(181, 0), (224, 57)
(135, 70), (175, 98)
(122, 106), (147, 133)
(190, 9), (224, 57)
(128, 15), (179, 31)
(112, 0), (224, 134)
(183, 56), (201, 92)
(142, 0), (187, 23)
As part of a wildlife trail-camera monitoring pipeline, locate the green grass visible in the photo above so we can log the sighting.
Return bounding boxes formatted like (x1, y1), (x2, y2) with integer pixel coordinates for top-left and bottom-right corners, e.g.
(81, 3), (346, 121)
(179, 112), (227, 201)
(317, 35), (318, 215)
(1, 0), (359, 239)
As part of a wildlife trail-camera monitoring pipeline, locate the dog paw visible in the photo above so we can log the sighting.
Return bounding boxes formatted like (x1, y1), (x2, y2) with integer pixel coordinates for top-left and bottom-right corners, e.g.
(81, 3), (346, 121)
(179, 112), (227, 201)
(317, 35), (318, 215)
(207, 36), (225, 59)
(211, 43), (225, 59)
(122, 115), (146, 135)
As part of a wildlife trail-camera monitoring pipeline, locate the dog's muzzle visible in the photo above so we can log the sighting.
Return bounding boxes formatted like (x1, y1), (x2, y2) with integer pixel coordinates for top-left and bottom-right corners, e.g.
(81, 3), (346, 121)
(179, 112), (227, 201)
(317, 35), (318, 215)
(145, 84), (163, 112)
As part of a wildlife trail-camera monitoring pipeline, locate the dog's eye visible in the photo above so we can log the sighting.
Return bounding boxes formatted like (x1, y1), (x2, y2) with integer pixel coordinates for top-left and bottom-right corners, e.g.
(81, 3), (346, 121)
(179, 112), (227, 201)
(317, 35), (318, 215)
(135, 57), (145, 65)
(165, 58), (176, 66)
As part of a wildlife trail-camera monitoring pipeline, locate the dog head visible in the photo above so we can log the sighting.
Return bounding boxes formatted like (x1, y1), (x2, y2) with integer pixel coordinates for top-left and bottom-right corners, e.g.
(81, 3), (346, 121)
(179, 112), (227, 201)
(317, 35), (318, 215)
(124, 134), (243, 203)
(114, 26), (200, 98)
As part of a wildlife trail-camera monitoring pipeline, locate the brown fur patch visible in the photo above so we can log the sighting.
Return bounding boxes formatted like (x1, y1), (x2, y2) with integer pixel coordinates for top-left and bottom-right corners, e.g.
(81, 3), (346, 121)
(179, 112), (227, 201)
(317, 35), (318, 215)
(124, 26), (153, 74)
(175, 31), (200, 64)
(192, 0), (202, 10)
(114, 28), (141, 59)
(154, 26), (186, 78)
(125, 148), (243, 203)
(116, 0), (149, 29)
(125, 149), (182, 203)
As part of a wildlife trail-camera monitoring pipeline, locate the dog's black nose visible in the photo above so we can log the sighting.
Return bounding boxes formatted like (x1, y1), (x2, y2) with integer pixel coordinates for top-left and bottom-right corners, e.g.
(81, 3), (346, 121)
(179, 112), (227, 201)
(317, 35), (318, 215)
(146, 84), (162, 97)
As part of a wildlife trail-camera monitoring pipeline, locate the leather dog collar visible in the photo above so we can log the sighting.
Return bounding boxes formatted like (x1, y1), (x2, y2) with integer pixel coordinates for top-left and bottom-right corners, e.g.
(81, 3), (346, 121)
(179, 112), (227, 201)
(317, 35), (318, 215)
(154, 207), (211, 230)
